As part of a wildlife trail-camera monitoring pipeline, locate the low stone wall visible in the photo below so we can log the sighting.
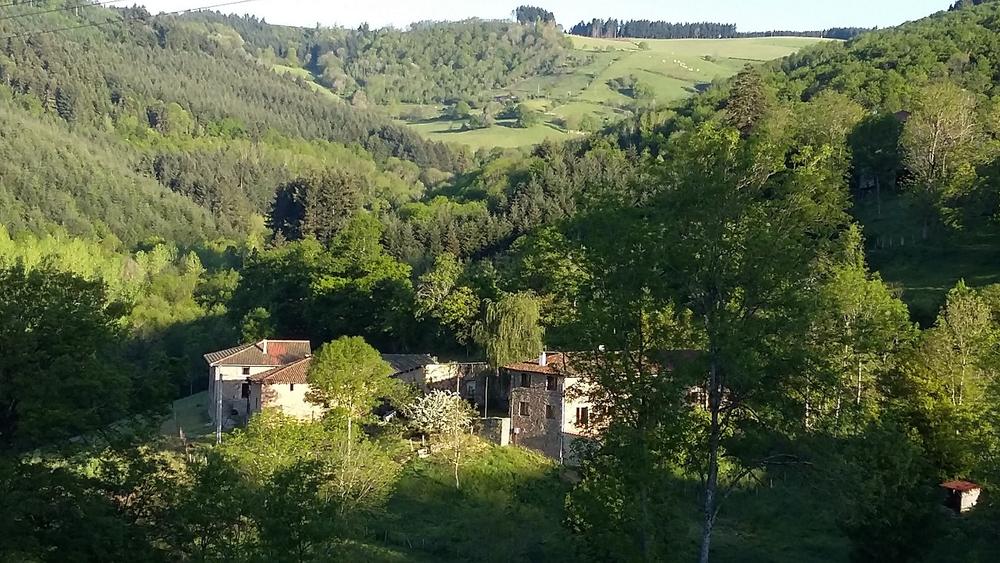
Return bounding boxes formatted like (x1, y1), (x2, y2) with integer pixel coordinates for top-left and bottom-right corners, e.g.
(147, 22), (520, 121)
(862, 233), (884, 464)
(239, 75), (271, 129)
(478, 417), (510, 446)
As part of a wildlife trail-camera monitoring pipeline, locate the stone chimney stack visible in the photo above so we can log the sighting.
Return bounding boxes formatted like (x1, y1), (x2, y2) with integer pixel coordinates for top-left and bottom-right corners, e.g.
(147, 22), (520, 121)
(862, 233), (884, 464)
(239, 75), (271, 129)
(261, 339), (268, 355)
(539, 351), (547, 366)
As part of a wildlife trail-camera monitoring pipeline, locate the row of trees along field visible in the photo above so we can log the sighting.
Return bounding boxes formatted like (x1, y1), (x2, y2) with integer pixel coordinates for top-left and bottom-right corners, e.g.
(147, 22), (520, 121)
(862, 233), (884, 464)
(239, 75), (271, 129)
(6, 1), (1000, 561)
(568, 18), (870, 40)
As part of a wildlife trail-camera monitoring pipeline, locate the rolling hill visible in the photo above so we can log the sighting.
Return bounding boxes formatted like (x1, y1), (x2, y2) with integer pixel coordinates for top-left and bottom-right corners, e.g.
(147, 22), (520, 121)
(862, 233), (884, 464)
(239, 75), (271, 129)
(390, 36), (828, 149)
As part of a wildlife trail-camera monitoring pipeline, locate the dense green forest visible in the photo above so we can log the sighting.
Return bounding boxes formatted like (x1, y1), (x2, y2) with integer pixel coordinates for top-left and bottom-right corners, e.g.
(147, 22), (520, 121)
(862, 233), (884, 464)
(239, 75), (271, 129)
(6, 0), (1000, 561)
(188, 10), (573, 105)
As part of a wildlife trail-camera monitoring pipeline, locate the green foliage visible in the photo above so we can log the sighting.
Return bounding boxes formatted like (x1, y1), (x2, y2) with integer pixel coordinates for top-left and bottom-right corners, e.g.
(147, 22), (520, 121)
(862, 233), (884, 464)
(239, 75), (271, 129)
(900, 82), (985, 238)
(514, 103), (542, 128)
(374, 444), (576, 562)
(231, 221), (418, 349)
(451, 100), (472, 119)
(240, 307), (275, 345)
(0, 7), (463, 172)
(256, 460), (340, 561)
(826, 424), (943, 562)
(415, 253), (480, 345)
(307, 336), (399, 420)
(474, 293), (545, 368)
(0, 265), (132, 451)
(724, 64), (769, 136)
(270, 169), (364, 245)
(222, 410), (402, 520)
(302, 19), (572, 105)
(515, 6), (556, 25)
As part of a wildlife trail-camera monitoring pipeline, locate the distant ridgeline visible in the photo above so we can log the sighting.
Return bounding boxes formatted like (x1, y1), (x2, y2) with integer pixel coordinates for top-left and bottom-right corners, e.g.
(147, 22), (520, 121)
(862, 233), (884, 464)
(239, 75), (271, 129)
(568, 19), (871, 40)
(949, 0), (998, 9)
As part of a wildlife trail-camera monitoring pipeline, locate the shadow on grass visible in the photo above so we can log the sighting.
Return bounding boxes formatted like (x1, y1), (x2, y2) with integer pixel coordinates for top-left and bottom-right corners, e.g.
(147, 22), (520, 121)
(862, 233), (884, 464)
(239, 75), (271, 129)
(368, 445), (577, 563)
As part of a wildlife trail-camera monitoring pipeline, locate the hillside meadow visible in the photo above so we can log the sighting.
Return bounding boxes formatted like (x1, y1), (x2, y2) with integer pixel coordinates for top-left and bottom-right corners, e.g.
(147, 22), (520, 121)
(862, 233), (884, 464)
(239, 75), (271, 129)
(374, 36), (830, 149)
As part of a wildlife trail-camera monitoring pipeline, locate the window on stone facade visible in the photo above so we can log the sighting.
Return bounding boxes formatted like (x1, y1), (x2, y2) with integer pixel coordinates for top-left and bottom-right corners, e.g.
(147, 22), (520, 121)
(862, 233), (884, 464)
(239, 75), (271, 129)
(520, 373), (531, 387)
(576, 406), (589, 426)
(519, 401), (530, 416)
(545, 404), (554, 419)
(289, 383), (295, 391)
(242, 367), (251, 376)
(241, 382), (250, 398)
(546, 376), (556, 390)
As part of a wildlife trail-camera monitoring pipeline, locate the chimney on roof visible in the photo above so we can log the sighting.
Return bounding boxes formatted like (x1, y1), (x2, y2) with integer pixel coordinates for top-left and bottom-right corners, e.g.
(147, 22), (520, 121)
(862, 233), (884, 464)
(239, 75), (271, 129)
(539, 351), (547, 367)
(261, 339), (268, 355)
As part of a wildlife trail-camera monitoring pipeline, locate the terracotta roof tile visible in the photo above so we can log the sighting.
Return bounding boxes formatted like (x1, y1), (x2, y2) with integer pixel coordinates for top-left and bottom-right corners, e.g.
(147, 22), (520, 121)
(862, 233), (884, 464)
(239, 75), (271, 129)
(204, 340), (311, 366)
(502, 350), (704, 376)
(252, 357), (312, 384)
(503, 352), (575, 376)
(941, 480), (981, 492)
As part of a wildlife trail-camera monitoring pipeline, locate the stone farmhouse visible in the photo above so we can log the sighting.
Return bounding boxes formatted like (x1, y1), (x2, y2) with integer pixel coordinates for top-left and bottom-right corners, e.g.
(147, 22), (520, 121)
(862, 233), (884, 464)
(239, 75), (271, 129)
(204, 339), (317, 428)
(499, 352), (597, 462)
(204, 340), (483, 429)
(204, 340), (617, 463)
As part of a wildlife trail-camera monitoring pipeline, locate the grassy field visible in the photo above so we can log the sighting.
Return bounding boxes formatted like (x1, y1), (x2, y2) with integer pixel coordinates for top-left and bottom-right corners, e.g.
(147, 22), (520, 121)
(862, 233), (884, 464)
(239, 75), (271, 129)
(266, 37), (826, 148)
(567, 36), (829, 105)
(367, 442), (846, 562)
(855, 192), (1000, 325)
(159, 391), (213, 444)
(407, 36), (827, 149)
(403, 117), (584, 150)
(271, 64), (341, 101)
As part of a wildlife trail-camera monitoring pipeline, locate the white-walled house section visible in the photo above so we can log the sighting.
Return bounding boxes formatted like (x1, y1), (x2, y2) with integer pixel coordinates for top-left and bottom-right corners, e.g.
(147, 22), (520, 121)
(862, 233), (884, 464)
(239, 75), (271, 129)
(561, 376), (596, 436)
(204, 340), (315, 430)
(248, 382), (324, 420)
(207, 364), (275, 424)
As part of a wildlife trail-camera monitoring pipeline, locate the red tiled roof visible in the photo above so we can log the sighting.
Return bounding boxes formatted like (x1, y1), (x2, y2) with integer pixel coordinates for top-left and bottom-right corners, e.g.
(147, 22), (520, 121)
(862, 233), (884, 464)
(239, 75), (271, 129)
(502, 349), (703, 376)
(941, 480), (981, 492)
(252, 357), (312, 385)
(503, 352), (575, 376)
(204, 340), (311, 366)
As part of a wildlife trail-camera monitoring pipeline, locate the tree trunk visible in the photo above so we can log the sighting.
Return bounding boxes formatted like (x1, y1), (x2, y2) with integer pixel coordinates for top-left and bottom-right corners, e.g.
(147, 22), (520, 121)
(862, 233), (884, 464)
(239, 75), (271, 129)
(346, 413), (353, 466)
(453, 430), (461, 489)
(638, 474), (655, 560)
(699, 357), (722, 563)
(855, 359), (863, 407)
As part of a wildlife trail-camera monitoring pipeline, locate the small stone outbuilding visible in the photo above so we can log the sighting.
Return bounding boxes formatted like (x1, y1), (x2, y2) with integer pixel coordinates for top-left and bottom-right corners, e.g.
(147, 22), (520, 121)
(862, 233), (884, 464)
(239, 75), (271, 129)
(941, 480), (982, 514)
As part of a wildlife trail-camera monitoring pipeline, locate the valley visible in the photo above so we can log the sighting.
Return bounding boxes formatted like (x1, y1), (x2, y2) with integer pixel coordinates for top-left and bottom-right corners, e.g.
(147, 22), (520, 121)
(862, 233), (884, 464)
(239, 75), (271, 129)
(3, 1), (1000, 562)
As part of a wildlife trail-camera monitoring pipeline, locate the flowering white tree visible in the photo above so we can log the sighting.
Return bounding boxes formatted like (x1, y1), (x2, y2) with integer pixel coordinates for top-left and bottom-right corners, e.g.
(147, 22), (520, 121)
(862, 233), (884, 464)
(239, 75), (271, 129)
(407, 390), (476, 488)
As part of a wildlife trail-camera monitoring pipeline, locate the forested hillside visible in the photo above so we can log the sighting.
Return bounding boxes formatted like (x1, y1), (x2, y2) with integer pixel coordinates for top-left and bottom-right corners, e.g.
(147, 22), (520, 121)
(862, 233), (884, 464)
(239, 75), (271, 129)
(188, 12), (574, 105)
(622, 0), (1000, 320)
(6, 1), (1000, 562)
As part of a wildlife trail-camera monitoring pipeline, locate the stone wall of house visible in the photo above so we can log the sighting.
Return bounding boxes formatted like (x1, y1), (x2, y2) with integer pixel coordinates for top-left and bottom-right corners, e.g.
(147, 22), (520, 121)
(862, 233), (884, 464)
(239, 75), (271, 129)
(394, 367), (429, 390)
(395, 362), (490, 407)
(509, 371), (563, 459)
